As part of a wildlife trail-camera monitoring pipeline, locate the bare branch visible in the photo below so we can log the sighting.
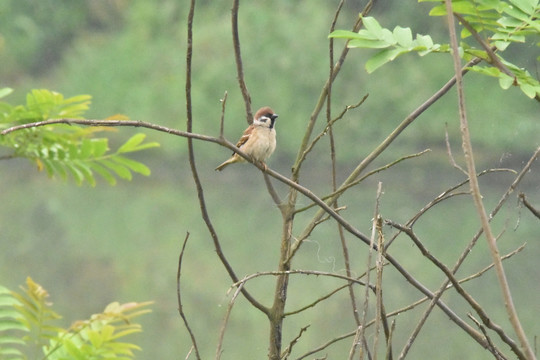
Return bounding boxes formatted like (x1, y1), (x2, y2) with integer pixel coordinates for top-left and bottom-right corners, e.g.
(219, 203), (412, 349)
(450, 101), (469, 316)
(468, 314), (508, 360)
(219, 91), (228, 138)
(216, 283), (244, 360)
(445, 123), (467, 175)
(298, 95), (369, 168)
(264, 172), (282, 206)
(231, 0), (252, 123)
(519, 192), (540, 219)
(281, 325), (310, 360)
(177, 232), (201, 360)
(445, 1), (534, 358)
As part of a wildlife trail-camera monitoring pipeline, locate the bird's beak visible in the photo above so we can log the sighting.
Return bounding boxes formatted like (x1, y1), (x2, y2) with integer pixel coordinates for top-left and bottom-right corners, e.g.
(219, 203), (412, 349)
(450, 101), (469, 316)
(271, 114), (279, 120)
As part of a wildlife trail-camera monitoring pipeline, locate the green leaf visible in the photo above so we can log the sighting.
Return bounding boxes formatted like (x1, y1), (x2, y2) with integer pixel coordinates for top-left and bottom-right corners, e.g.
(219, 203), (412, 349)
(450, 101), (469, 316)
(366, 48), (404, 73)
(329, 29), (366, 40)
(519, 83), (539, 98)
(118, 133), (147, 153)
(88, 162), (117, 186)
(348, 39), (390, 49)
(102, 160), (132, 180)
(113, 156), (151, 176)
(509, 0), (537, 14)
(416, 34), (434, 49)
(394, 26), (413, 48)
(498, 73), (515, 89)
(503, 4), (532, 21)
(362, 16), (384, 37)
(0, 87), (13, 99)
(66, 163), (85, 185)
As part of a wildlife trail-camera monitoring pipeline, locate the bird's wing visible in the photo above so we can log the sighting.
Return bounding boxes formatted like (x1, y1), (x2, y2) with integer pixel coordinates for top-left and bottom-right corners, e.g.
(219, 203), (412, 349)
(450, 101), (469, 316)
(235, 125), (254, 149)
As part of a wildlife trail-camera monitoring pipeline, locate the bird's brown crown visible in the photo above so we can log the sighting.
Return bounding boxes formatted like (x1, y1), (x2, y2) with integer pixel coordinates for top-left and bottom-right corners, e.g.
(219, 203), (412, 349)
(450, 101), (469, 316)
(254, 106), (276, 120)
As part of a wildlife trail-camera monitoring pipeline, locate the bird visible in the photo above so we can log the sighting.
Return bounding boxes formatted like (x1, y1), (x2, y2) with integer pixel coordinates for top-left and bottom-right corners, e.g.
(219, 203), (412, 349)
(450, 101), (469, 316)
(215, 106), (278, 171)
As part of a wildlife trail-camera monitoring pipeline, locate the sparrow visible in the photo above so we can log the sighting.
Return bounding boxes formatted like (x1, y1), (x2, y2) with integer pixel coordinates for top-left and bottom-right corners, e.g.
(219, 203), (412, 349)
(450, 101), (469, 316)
(215, 106), (278, 171)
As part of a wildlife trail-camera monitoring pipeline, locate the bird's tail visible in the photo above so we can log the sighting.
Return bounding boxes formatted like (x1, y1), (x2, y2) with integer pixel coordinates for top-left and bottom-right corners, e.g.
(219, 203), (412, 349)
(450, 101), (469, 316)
(215, 158), (233, 171)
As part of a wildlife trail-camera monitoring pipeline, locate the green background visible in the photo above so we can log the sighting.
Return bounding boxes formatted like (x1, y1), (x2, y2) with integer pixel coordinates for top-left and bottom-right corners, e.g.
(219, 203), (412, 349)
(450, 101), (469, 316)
(1, 0), (538, 358)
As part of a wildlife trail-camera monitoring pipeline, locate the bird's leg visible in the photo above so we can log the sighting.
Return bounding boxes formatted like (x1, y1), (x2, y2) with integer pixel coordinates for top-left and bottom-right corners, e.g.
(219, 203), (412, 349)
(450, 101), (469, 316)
(255, 160), (268, 172)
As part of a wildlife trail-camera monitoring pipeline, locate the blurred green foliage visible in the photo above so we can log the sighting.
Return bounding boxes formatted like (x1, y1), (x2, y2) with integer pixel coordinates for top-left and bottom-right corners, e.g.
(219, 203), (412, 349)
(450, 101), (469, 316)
(0, 0), (538, 359)
(0, 88), (159, 186)
(0, 277), (151, 359)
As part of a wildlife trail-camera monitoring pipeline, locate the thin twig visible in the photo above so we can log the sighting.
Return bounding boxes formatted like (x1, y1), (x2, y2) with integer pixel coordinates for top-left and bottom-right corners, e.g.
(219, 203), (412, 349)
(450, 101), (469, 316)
(219, 91), (228, 138)
(231, 0), (252, 123)
(216, 283), (244, 360)
(468, 314), (508, 360)
(385, 321), (396, 360)
(519, 192), (540, 219)
(453, 13), (514, 78)
(281, 325), (310, 360)
(177, 232), (201, 360)
(284, 283), (349, 317)
(446, 1), (534, 358)
(299, 95), (368, 168)
(294, 149), (430, 215)
(445, 123), (467, 175)
(264, 171), (282, 206)
(231, 270), (370, 290)
(374, 214), (385, 360)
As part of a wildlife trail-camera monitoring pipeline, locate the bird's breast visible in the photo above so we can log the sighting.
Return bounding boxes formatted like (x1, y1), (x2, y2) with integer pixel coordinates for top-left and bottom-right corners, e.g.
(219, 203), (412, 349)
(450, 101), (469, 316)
(249, 128), (276, 161)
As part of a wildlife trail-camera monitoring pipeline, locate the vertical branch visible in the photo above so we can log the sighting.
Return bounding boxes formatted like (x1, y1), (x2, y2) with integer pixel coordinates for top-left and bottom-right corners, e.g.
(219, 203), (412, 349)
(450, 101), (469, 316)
(328, 0), (362, 328)
(268, 201), (295, 360)
(231, 0), (252, 124)
(177, 232), (201, 360)
(444, 2), (535, 359)
(374, 214), (385, 360)
(219, 91), (228, 138)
